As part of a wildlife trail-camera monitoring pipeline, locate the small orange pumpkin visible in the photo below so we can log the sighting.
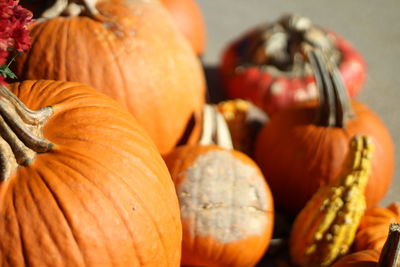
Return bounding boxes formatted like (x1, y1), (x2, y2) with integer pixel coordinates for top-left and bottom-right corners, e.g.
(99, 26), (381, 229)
(216, 99), (267, 156)
(0, 80), (182, 266)
(164, 105), (274, 266)
(14, 0), (206, 155)
(332, 223), (400, 267)
(331, 250), (380, 267)
(355, 203), (400, 252)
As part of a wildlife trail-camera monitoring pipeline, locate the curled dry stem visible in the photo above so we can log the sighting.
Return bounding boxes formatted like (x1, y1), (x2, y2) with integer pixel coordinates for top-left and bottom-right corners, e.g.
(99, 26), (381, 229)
(0, 85), (53, 181)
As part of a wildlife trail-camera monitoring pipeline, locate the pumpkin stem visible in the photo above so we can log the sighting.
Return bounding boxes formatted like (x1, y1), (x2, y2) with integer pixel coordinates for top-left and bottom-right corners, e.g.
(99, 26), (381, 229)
(239, 14), (340, 78)
(307, 48), (354, 127)
(378, 223), (400, 267)
(198, 104), (233, 149)
(0, 85), (53, 181)
(39, 0), (106, 22)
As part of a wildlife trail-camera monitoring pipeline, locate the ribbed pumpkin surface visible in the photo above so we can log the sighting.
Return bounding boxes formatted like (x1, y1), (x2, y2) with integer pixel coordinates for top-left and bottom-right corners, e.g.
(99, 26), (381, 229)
(0, 80), (182, 266)
(14, 0), (206, 155)
(355, 203), (400, 252)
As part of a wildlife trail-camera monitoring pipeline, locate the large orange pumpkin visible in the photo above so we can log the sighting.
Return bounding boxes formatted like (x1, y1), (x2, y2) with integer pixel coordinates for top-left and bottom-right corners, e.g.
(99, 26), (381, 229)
(254, 49), (394, 217)
(0, 80), (182, 266)
(14, 0), (206, 155)
(159, 0), (206, 55)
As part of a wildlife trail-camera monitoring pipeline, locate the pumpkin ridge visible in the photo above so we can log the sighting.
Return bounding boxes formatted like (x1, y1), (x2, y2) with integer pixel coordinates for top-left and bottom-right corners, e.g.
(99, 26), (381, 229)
(11, 189), (29, 266)
(54, 148), (173, 265)
(38, 153), (143, 265)
(101, 20), (131, 111)
(30, 168), (88, 265)
(27, 81), (89, 109)
(48, 118), (173, 196)
(63, 18), (71, 81)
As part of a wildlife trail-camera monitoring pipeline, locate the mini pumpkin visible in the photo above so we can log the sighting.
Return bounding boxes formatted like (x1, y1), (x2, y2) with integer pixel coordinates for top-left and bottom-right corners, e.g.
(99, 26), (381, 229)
(331, 250), (381, 267)
(254, 49), (394, 216)
(355, 203), (400, 252)
(219, 14), (366, 116)
(14, 0), (206, 155)
(332, 223), (400, 267)
(0, 80), (182, 266)
(159, 0), (206, 55)
(216, 99), (267, 156)
(164, 105), (274, 267)
(290, 135), (374, 267)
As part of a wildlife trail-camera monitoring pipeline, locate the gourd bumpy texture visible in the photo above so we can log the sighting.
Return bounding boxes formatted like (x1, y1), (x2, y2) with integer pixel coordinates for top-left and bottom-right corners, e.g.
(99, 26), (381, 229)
(290, 135), (374, 267)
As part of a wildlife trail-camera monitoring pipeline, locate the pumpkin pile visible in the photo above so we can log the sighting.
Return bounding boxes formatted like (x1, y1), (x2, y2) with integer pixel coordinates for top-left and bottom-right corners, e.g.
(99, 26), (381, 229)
(0, 0), (397, 266)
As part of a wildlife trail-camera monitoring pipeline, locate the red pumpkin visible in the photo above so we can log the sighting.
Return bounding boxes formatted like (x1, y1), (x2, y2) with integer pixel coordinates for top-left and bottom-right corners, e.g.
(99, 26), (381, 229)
(220, 14), (366, 116)
(160, 0), (206, 55)
(164, 105), (274, 266)
(355, 203), (400, 252)
(254, 49), (394, 216)
(0, 80), (182, 266)
(14, 0), (206, 155)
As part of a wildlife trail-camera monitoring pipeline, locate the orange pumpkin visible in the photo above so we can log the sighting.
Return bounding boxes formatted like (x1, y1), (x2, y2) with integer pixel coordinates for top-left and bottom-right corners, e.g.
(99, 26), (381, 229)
(332, 223), (400, 267)
(14, 0), (206, 155)
(355, 203), (400, 252)
(254, 49), (394, 216)
(331, 250), (380, 267)
(0, 80), (182, 266)
(164, 105), (274, 266)
(160, 0), (206, 55)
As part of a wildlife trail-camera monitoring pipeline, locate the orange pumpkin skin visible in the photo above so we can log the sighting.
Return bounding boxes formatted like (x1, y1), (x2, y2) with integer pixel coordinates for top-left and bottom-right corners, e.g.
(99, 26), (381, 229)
(254, 101), (394, 216)
(13, 0), (206, 155)
(164, 145), (274, 267)
(160, 0), (206, 55)
(332, 250), (380, 267)
(355, 203), (400, 252)
(0, 80), (182, 266)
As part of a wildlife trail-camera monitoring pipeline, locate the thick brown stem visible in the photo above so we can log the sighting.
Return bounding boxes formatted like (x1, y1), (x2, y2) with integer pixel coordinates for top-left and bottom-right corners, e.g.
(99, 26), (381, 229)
(242, 14), (340, 77)
(378, 223), (400, 267)
(198, 104), (233, 150)
(307, 49), (354, 128)
(39, 0), (106, 22)
(0, 85), (53, 181)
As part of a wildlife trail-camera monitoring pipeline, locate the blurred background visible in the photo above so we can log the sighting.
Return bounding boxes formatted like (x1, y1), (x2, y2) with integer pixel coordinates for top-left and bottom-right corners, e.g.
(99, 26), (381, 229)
(197, 0), (400, 206)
